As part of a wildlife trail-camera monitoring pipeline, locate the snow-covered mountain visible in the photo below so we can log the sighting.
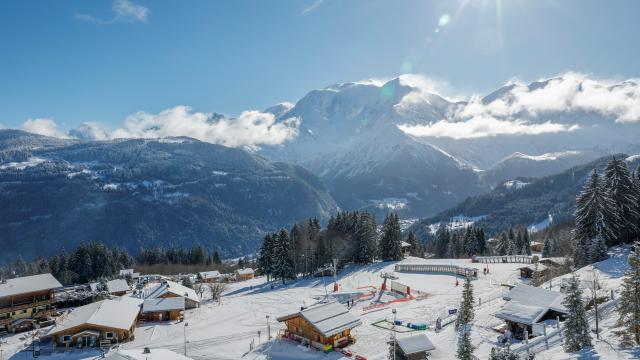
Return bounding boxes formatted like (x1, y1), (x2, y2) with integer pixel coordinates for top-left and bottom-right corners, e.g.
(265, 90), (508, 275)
(261, 74), (640, 218)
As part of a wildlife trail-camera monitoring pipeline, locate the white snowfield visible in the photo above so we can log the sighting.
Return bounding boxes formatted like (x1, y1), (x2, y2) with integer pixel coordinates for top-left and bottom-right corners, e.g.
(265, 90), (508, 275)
(0, 248), (636, 359)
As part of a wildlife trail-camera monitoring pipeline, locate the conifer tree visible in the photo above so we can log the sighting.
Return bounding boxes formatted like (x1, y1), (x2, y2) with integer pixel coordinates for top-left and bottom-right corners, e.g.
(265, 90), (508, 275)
(455, 276), (475, 330)
(434, 224), (450, 258)
(488, 347), (520, 360)
(573, 169), (621, 266)
(354, 212), (378, 264)
(380, 213), (403, 261)
(542, 236), (553, 258)
(522, 228), (532, 255)
(273, 229), (295, 284)
(615, 242), (640, 345)
(258, 234), (274, 281)
(604, 158), (639, 244)
(563, 274), (591, 352)
(406, 230), (419, 257)
(456, 324), (475, 360)
(496, 232), (509, 256)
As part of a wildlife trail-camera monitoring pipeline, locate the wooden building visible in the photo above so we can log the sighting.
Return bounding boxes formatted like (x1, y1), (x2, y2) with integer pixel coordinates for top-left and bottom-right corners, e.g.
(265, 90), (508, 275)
(518, 263), (549, 279)
(495, 284), (568, 339)
(277, 302), (362, 351)
(235, 268), (255, 281)
(145, 280), (200, 309)
(197, 270), (221, 283)
(45, 297), (142, 348)
(389, 333), (436, 360)
(140, 297), (185, 322)
(530, 241), (544, 253)
(0, 273), (62, 333)
(106, 279), (130, 296)
(401, 241), (412, 257)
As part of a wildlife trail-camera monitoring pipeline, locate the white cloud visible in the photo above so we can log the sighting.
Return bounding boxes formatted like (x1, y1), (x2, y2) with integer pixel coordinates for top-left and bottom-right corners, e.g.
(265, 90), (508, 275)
(398, 72), (640, 139)
(399, 117), (579, 139)
(110, 106), (300, 147)
(68, 122), (111, 141)
(77, 0), (148, 24)
(113, 0), (149, 23)
(299, 0), (324, 16)
(22, 118), (69, 138)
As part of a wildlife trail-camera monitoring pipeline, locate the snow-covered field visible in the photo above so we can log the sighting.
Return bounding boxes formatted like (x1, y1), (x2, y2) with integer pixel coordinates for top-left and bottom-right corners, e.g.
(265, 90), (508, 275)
(1, 249), (637, 359)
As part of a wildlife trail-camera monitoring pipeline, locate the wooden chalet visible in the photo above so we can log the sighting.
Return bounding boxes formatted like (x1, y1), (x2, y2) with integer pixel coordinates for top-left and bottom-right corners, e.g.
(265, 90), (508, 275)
(140, 297), (185, 322)
(145, 280), (200, 309)
(518, 263), (549, 279)
(197, 270), (221, 283)
(0, 273), (62, 333)
(401, 241), (412, 257)
(530, 241), (544, 253)
(277, 301), (362, 351)
(106, 279), (130, 296)
(389, 333), (436, 360)
(495, 284), (568, 339)
(45, 296), (142, 348)
(235, 268), (255, 281)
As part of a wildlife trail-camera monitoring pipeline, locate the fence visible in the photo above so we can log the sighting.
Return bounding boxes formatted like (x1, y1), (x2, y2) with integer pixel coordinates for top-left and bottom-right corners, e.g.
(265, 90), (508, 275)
(475, 255), (532, 264)
(394, 264), (478, 279)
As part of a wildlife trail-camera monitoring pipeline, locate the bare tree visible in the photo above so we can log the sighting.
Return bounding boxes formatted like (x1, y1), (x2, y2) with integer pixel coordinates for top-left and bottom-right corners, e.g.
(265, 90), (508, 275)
(207, 282), (226, 305)
(193, 283), (205, 300)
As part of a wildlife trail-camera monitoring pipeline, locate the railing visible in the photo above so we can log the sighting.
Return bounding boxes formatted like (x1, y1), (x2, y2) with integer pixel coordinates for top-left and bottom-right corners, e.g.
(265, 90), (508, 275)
(475, 255), (532, 264)
(0, 298), (54, 314)
(394, 264), (478, 279)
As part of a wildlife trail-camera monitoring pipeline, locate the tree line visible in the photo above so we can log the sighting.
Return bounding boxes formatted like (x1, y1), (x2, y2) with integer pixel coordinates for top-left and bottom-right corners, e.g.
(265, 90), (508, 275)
(427, 224), (486, 258)
(257, 212), (422, 284)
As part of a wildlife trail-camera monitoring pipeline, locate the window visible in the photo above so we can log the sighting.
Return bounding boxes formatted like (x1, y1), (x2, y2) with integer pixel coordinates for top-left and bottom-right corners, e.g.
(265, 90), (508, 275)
(21, 310), (27, 314)
(62, 335), (71, 343)
(105, 332), (115, 339)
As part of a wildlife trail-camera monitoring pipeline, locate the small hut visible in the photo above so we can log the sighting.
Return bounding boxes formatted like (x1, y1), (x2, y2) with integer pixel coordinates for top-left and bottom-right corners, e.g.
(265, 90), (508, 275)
(518, 263), (548, 279)
(389, 333), (436, 360)
(277, 302), (361, 351)
(235, 268), (255, 281)
(198, 270), (221, 283)
(495, 284), (568, 339)
(140, 297), (185, 322)
(106, 279), (130, 296)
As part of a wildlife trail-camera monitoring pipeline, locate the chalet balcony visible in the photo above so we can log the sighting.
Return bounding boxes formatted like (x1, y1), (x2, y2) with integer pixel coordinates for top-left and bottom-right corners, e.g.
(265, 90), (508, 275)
(0, 298), (55, 315)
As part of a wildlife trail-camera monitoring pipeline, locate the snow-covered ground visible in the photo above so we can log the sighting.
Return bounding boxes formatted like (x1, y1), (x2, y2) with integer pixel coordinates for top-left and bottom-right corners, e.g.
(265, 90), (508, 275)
(1, 248), (637, 359)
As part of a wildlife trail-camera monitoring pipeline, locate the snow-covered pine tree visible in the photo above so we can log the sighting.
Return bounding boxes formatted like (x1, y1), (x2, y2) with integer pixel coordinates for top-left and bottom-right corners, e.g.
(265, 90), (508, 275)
(496, 232), (508, 256)
(488, 347), (521, 360)
(477, 228), (487, 255)
(379, 213), (402, 261)
(455, 276), (475, 330)
(522, 228), (532, 255)
(434, 224), (450, 258)
(542, 236), (553, 258)
(515, 230), (524, 255)
(354, 212), (378, 264)
(508, 228), (517, 255)
(615, 242), (640, 346)
(587, 233), (608, 264)
(273, 229), (295, 284)
(406, 230), (419, 257)
(604, 158), (639, 245)
(633, 166), (640, 242)
(563, 274), (592, 352)
(573, 169), (621, 267)
(456, 324), (475, 360)
(463, 226), (478, 256)
(258, 234), (275, 281)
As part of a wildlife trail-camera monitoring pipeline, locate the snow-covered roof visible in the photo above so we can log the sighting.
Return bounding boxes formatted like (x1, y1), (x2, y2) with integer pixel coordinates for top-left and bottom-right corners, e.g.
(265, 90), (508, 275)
(396, 333), (436, 354)
(198, 270), (221, 280)
(277, 301), (362, 337)
(119, 269), (134, 276)
(105, 348), (193, 360)
(0, 273), (62, 298)
(519, 264), (548, 272)
(142, 297), (185, 313)
(495, 284), (567, 325)
(47, 297), (142, 336)
(146, 281), (199, 304)
(401, 241), (411, 248)
(107, 279), (130, 294)
(235, 268), (254, 276)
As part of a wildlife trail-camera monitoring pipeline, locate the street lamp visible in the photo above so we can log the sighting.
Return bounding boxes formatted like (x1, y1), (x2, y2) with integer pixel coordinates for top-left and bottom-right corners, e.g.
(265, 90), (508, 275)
(183, 322), (189, 356)
(266, 315), (271, 340)
(392, 309), (397, 360)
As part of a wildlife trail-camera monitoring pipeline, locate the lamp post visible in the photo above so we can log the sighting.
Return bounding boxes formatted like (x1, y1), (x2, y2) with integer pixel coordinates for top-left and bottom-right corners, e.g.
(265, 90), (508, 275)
(183, 322), (189, 356)
(392, 308), (397, 360)
(266, 315), (271, 340)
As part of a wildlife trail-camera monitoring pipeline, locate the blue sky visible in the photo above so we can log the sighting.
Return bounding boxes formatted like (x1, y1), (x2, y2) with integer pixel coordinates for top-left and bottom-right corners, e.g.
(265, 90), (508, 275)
(0, 0), (638, 132)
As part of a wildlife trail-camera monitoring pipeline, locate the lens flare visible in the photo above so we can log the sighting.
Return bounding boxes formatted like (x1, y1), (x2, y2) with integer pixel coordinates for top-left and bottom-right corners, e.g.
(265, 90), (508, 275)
(438, 13), (451, 27)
